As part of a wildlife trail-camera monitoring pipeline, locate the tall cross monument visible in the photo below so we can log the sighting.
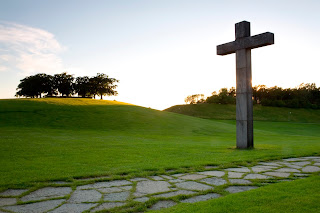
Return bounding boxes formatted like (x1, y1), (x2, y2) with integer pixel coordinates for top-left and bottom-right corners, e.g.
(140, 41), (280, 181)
(217, 21), (274, 149)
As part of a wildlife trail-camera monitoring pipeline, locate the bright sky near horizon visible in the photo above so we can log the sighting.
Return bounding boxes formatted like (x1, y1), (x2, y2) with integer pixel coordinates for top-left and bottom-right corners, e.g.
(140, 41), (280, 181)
(0, 0), (320, 110)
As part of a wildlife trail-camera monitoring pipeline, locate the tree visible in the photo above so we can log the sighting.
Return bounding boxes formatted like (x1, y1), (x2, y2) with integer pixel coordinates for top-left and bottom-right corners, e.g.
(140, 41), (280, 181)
(16, 73), (55, 98)
(90, 73), (119, 100)
(184, 94), (205, 104)
(75, 76), (91, 97)
(54, 72), (74, 97)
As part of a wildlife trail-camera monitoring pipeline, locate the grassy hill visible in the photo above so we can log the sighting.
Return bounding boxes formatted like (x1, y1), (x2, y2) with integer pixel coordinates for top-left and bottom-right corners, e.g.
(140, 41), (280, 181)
(0, 98), (320, 187)
(165, 103), (320, 123)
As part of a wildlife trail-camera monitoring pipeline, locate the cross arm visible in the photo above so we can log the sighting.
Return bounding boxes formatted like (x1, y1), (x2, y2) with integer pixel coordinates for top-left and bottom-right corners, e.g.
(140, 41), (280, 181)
(217, 32), (274, 56)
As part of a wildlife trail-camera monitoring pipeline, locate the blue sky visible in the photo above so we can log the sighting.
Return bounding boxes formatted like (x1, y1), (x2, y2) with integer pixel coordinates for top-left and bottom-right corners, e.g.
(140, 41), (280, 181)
(1, 0), (320, 109)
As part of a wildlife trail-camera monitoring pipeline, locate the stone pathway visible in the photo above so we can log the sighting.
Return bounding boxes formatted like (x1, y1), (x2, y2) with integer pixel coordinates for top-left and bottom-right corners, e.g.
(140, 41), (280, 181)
(1, 156), (319, 212)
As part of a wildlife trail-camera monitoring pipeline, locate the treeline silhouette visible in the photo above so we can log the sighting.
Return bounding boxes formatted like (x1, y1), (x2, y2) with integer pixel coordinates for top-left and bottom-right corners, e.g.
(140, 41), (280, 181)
(185, 83), (320, 109)
(16, 72), (119, 99)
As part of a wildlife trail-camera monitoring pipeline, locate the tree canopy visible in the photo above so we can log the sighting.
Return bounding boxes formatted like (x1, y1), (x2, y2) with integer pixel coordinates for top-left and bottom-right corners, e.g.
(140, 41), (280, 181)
(16, 72), (119, 99)
(185, 83), (320, 109)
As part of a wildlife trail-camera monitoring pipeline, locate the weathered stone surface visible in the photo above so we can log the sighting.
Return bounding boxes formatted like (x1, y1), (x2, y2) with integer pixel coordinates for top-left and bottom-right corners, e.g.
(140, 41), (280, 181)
(280, 163), (302, 169)
(292, 161), (310, 166)
(244, 174), (270, 179)
(161, 175), (174, 180)
(134, 197), (149, 202)
(172, 173), (185, 177)
(251, 166), (275, 173)
(302, 166), (320, 173)
(0, 198), (16, 206)
(198, 171), (225, 177)
(21, 187), (72, 202)
(293, 173), (309, 177)
(302, 156), (320, 159)
(50, 203), (97, 213)
(226, 167), (251, 173)
(313, 163), (320, 166)
(150, 176), (164, 180)
(130, 177), (148, 182)
(92, 180), (132, 188)
(264, 172), (291, 178)
(98, 187), (123, 193)
(225, 186), (258, 193)
(200, 177), (227, 186)
(92, 202), (125, 212)
(104, 191), (130, 201)
(68, 190), (101, 203)
(176, 181), (213, 191)
(275, 168), (300, 173)
(181, 193), (221, 203)
(228, 172), (244, 178)
(121, 185), (132, 191)
(168, 179), (185, 183)
(283, 158), (307, 162)
(179, 174), (206, 180)
(3, 199), (65, 213)
(229, 179), (252, 185)
(136, 181), (171, 195)
(259, 162), (281, 167)
(0, 189), (28, 197)
(153, 190), (196, 198)
(149, 200), (176, 210)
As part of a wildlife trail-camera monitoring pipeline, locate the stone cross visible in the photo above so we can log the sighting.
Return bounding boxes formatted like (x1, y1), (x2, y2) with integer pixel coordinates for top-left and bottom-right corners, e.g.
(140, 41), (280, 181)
(217, 21), (274, 149)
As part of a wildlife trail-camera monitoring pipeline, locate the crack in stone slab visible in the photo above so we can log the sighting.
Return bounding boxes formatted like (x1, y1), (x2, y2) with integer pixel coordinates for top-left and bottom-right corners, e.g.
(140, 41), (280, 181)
(3, 199), (65, 213)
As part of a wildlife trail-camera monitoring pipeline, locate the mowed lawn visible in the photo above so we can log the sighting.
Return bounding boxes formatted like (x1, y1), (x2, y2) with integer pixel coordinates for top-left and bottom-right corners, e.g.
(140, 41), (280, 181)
(1, 98), (320, 187)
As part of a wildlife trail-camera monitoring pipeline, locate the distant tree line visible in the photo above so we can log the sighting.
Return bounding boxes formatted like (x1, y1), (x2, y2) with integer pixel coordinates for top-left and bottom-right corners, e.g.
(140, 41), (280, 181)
(16, 72), (119, 99)
(185, 83), (320, 109)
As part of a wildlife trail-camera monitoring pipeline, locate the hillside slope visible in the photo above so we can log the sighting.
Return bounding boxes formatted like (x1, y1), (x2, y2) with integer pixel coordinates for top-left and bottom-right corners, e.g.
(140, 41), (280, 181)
(165, 103), (320, 123)
(0, 98), (319, 186)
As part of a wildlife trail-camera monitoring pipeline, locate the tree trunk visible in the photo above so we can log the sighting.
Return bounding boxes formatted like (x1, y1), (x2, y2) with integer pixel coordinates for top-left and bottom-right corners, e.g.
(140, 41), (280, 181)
(100, 94), (103, 100)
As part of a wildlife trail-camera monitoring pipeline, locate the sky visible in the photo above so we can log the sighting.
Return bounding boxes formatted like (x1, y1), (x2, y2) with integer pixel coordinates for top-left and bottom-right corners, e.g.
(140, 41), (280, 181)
(0, 0), (320, 110)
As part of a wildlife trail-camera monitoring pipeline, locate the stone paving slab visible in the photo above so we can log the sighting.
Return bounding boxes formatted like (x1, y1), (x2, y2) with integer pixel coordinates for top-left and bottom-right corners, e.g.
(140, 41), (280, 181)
(264, 172), (291, 178)
(181, 193), (221, 203)
(200, 177), (227, 186)
(153, 190), (196, 198)
(226, 167), (251, 173)
(0, 189), (28, 197)
(21, 187), (71, 202)
(103, 191), (130, 201)
(179, 174), (207, 180)
(3, 199), (65, 213)
(0, 198), (16, 206)
(149, 200), (177, 210)
(176, 181), (213, 191)
(228, 172), (244, 178)
(302, 166), (320, 173)
(136, 180), (171, 195)
(198, 171), (225, 177)
(68, 190), (101, 203)
(50, 203), (97, 213)
(229, 179), (252, 185)
(92, 202), (126, 212)
(275, 168), (300, 173)
(225, 186), (258, 194)
(244, 174), (271, 179)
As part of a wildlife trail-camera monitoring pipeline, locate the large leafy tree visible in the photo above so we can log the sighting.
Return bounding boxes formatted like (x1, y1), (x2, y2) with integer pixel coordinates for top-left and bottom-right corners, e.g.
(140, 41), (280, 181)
(75, 76), (91, 97)
(16, 73), (56, 98)
(54, 72), (74, 97)
(91, 73), (119, 100)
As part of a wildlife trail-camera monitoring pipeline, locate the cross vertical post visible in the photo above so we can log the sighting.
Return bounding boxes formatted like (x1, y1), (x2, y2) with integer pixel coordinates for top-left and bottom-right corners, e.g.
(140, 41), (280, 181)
(216, 21), (274, 149)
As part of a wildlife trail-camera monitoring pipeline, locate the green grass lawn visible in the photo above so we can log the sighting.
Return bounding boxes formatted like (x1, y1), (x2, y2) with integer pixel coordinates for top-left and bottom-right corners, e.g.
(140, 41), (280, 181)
(0, 98), (319, 188)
